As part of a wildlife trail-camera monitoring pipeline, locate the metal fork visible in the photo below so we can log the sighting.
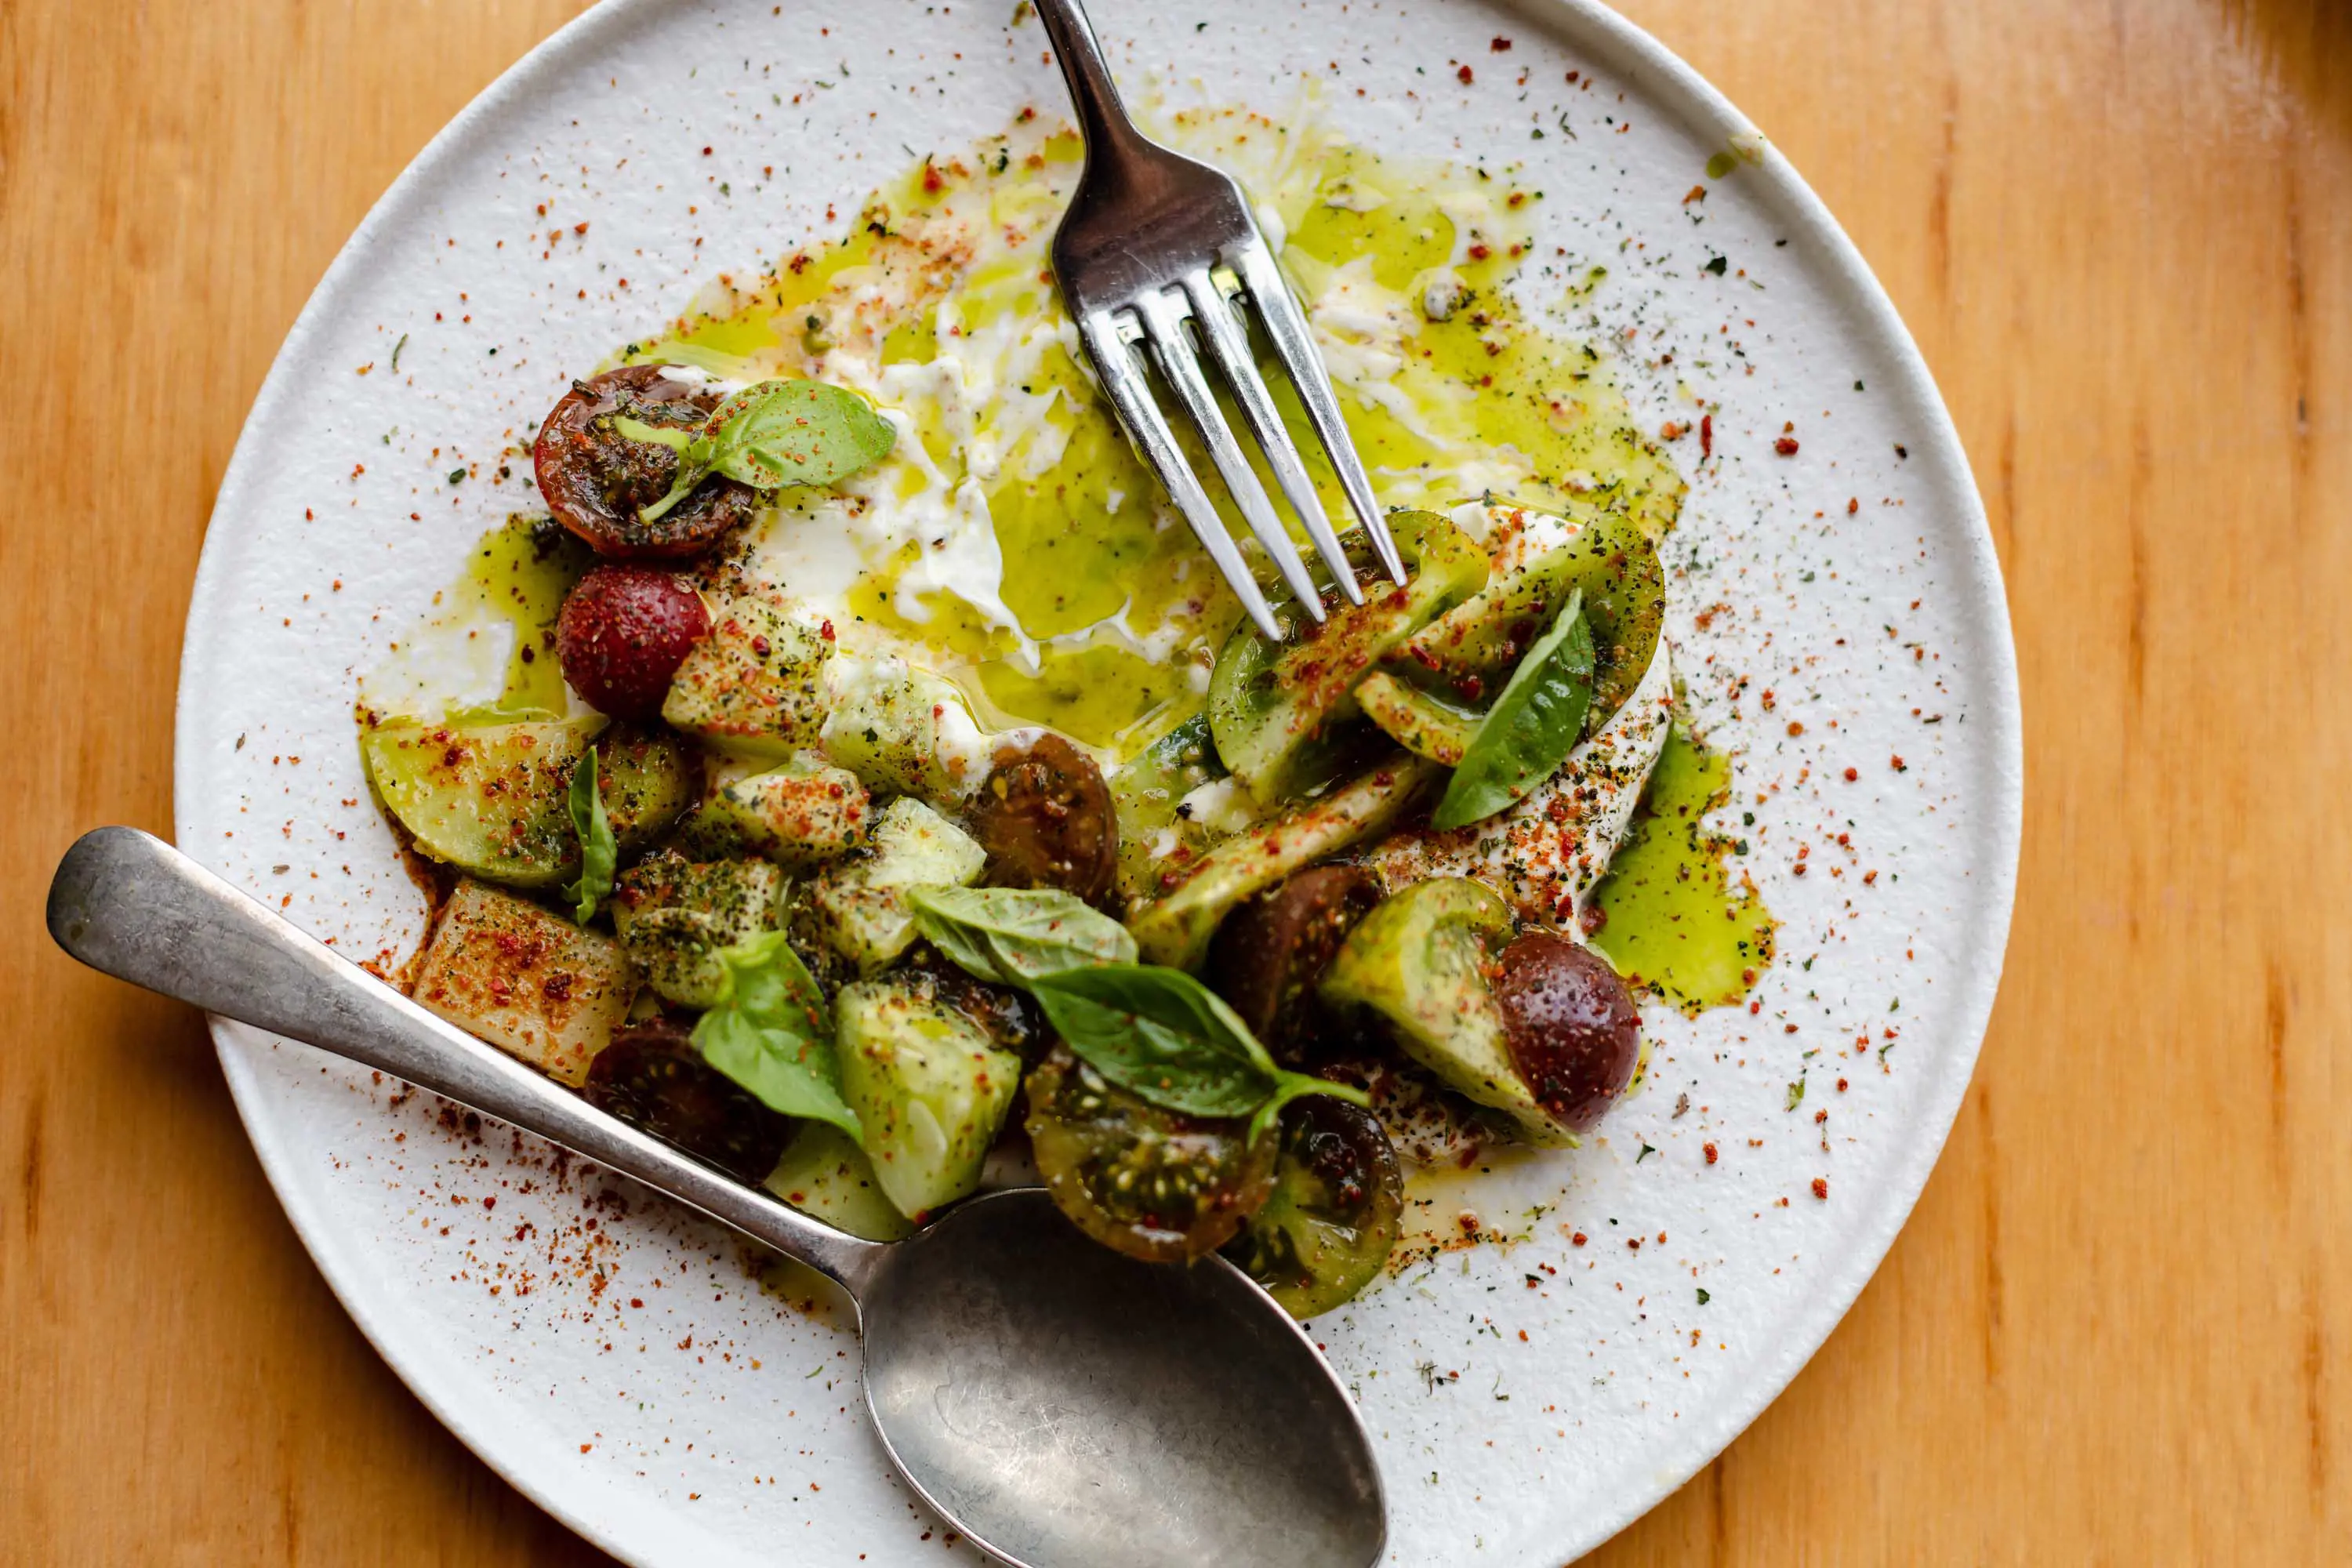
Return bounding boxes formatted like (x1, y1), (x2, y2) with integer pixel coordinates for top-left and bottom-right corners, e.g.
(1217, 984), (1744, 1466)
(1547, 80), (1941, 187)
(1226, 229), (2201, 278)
(1034, 0), (1406, 641)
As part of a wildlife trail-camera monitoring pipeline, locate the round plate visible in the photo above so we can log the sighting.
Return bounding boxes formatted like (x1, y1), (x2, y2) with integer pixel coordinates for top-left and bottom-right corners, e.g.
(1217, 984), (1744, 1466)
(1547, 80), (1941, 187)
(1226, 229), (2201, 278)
(174, 1), (2020, 1562)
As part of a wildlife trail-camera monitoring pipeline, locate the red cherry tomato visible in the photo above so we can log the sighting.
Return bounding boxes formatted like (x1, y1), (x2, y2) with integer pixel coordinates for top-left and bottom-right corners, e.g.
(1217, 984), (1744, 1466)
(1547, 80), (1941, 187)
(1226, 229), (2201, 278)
(555, 564), (712, 720)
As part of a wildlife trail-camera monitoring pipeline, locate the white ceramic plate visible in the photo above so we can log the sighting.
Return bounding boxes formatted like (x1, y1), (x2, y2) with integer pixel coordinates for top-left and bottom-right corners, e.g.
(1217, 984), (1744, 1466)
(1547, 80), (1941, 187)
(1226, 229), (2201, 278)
(175, 1), (2020, 1561)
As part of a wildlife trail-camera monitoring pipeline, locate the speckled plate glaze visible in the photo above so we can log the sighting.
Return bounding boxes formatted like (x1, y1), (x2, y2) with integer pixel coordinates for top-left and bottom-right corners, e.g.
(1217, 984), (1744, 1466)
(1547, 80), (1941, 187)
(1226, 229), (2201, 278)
(174, 1), (2020, 1561)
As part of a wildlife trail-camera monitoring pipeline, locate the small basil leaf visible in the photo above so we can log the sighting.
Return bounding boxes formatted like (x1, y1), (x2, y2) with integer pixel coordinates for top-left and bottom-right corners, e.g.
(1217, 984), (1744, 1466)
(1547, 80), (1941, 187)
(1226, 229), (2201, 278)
(691, 931), (862, 1140)
(562, 746), (617, 923)
(1430, 589), (1595, 831)
(906, 885), (1138, 986)
(706, 379), (896, 491)
(1028, 964), (1276, 1119)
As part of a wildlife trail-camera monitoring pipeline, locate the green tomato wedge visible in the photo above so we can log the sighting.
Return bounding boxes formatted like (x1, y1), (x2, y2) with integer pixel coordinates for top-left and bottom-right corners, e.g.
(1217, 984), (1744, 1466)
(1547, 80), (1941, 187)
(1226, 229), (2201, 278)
(1353, 670), (1482, 766)
(361, 716), (695, 889)
(1397, 502), (1663, 738)
(1125, 753), (1442, 971)
(1208, 514), (1487, 798)
(1317, 877), (1573, 1147)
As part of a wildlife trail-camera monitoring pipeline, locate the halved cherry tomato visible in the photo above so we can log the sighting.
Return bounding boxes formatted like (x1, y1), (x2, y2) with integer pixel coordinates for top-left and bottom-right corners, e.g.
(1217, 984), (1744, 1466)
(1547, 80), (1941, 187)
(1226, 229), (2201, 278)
(532, 365), (757, 560)
(1207, 866), (1378, 1064)
(583, 1018), (792, 1182)
(968, 733), (1119, 907)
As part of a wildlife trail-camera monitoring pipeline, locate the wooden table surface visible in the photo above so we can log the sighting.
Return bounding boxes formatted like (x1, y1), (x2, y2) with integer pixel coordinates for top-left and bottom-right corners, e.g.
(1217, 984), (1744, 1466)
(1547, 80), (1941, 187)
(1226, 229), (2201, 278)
(4, 0), (2347, 1559)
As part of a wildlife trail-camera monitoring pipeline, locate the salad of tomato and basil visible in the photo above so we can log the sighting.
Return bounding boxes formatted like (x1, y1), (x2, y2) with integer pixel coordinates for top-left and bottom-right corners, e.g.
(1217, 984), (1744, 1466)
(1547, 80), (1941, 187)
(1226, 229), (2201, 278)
(367, 360), (1674, 1320)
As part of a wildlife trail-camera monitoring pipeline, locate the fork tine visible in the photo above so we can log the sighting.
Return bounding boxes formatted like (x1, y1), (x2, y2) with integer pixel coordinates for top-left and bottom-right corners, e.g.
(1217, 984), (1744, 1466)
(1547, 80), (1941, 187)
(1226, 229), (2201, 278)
(1077, 308), (1285, 643)
(1179, 269), (1363, 607)
(1229, 240), (1406, 586)
(1134, 289), (1324, 619)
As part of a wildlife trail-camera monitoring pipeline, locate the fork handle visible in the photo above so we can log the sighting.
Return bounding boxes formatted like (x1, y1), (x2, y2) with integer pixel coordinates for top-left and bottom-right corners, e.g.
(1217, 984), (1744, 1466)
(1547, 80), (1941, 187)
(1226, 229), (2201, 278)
(1032, 0), (1150, 158)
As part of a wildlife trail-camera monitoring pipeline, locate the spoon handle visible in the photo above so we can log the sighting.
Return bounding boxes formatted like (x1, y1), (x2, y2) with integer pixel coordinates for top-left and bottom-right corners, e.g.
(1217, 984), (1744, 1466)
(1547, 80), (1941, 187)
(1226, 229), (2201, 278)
(46, 827), (884, 1297)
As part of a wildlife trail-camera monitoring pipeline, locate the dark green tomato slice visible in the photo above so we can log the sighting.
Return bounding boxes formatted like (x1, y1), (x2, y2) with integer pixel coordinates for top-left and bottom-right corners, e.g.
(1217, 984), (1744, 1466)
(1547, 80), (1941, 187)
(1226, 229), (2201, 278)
(583, 1018), (794, 1184)
(1224, 1098), (1403, 1319)
(1024, 1047), (1278, 1263)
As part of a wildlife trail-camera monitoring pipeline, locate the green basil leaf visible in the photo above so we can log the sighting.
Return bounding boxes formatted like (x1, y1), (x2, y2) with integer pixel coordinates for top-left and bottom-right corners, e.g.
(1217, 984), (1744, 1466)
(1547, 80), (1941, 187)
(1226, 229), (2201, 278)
(705, 379), (896, 491)
(906, 885), (1138, 986)
(691, 930), (862, 1140)
(1028, 964), (1278, 1119)
(1430, 589), (1595, 831)
(563, 745), (617, 923)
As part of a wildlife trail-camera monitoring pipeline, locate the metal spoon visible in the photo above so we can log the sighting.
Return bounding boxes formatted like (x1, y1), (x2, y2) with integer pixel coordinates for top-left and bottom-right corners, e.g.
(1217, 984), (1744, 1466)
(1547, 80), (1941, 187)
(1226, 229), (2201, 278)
(46, 828), (1388, 1568)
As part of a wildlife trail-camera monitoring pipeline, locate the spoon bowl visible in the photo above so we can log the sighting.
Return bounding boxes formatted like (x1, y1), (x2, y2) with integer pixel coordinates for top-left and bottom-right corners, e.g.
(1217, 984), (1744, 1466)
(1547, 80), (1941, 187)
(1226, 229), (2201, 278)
(45, 828), (1386, 1568)
(861, 1188), (1385, 1568)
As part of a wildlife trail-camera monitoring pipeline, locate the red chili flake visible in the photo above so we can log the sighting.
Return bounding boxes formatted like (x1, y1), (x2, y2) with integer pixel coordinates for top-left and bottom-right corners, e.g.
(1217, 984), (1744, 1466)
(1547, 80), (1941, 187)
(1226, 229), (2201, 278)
(1490, 35), (1512, 50)
(818, 619), (837, 641)
(1626, 1237), (1642, 1251)
(1786, 720), (1804, 737)
(1700, 414), (1713, 459)
(1890, 754), (1907, 771)
(1774, 436), (1801, 456)
(1863, 869), (1879, 885)
(1570, 1231), (1588, 1247)
(1681, 185), (1707, 205)
(1703, 1142), (1719, 1165)
(1812, 1178), (1830, 1200)
(1457, 64), (1475, 84)
(1846, 496), (1860, 514)
(1837, 1078), (1850, 1092)
(1467, 243), (1492, 260)
(701, 145), (713, 155)
(1843, 766), (1859, 782)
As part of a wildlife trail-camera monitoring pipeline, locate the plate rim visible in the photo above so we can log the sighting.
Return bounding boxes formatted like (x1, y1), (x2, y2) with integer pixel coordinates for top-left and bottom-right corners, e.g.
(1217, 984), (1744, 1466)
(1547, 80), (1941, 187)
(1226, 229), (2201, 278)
(172, 0), (2024, 1561)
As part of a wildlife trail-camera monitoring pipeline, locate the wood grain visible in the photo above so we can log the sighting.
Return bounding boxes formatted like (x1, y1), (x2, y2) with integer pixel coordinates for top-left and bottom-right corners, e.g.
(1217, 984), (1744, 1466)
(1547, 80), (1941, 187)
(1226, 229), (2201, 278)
(2, 0), (2345, 1560)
